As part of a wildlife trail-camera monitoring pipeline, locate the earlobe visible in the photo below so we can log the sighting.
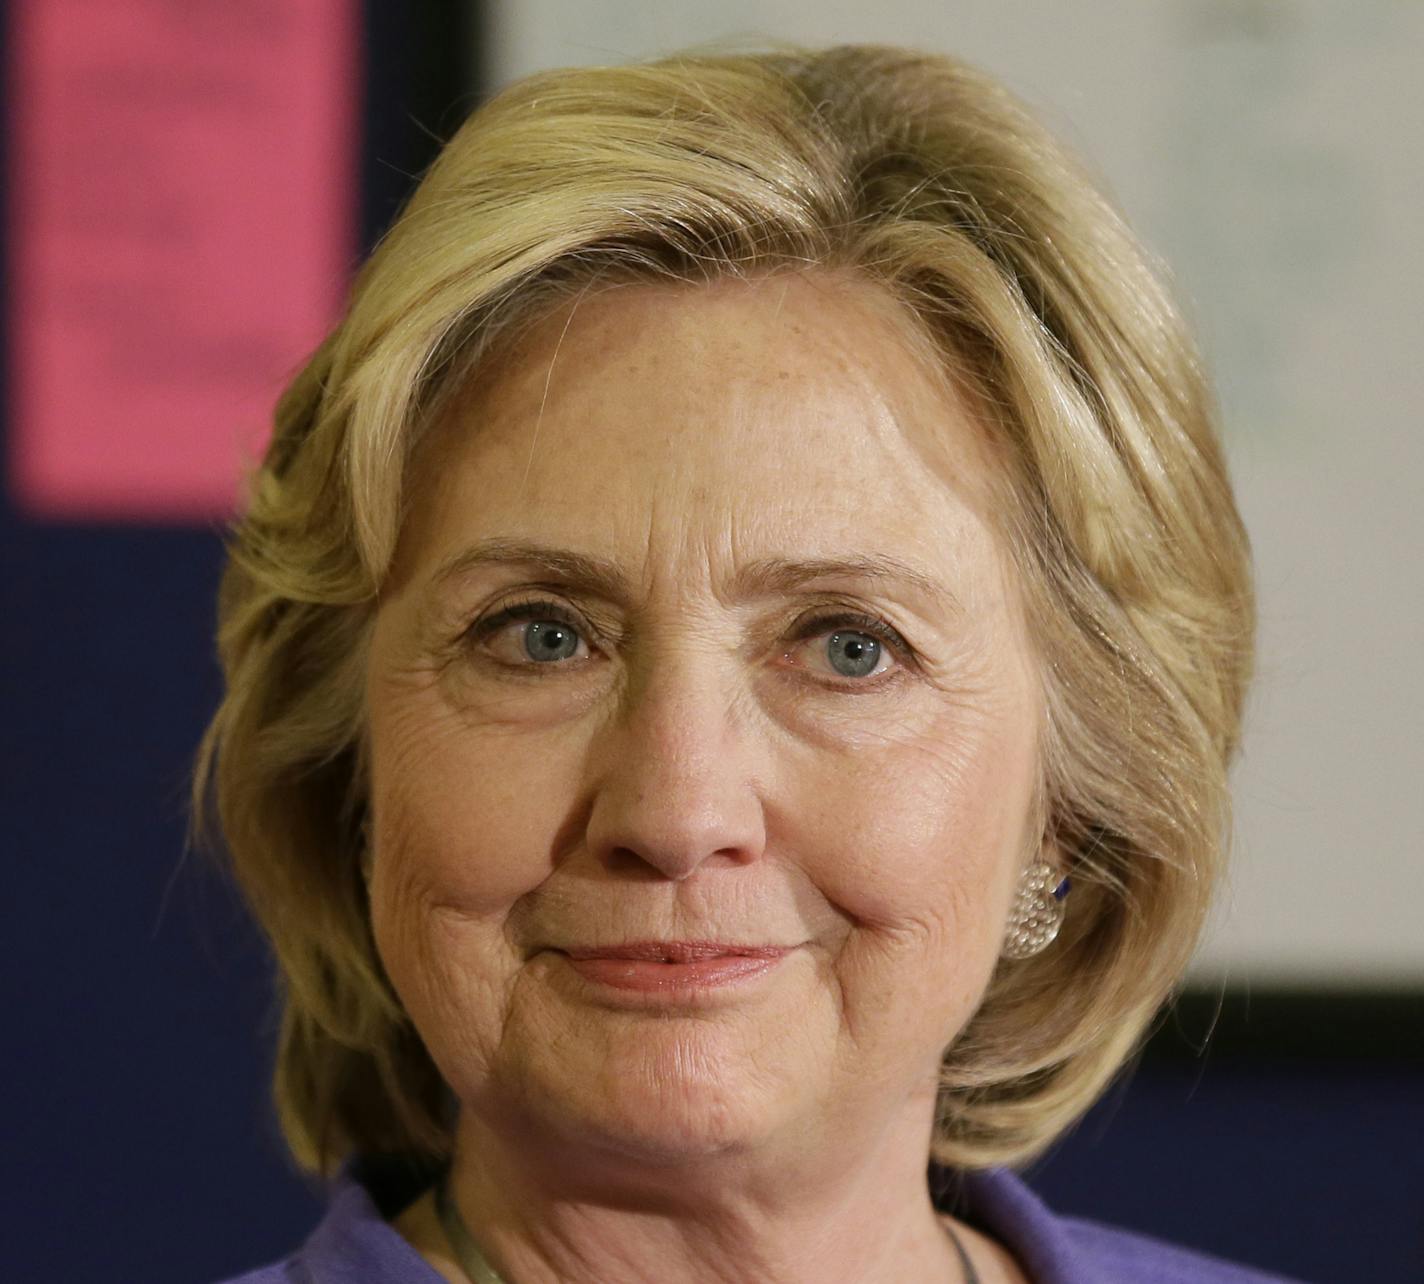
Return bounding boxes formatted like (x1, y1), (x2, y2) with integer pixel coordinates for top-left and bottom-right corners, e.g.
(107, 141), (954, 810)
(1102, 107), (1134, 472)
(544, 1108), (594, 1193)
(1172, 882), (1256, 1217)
(1001, 851), (1071, 960)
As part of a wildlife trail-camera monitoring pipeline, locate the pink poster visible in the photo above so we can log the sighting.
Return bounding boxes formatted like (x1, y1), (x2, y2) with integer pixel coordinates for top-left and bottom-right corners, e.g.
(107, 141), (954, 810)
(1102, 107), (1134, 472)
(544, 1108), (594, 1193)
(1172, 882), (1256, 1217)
(6, 0), (358, 521)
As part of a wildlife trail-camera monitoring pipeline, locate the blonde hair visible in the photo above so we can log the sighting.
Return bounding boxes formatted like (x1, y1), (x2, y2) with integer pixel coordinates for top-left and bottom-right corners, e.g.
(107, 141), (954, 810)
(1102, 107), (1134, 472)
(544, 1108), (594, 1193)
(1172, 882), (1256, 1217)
(194, 42), (1254, 1175)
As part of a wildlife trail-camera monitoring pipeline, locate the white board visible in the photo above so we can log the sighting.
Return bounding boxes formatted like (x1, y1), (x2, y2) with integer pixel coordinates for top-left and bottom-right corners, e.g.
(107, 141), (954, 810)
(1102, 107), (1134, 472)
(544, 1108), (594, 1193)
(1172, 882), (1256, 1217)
(485, 0), (1424, 986)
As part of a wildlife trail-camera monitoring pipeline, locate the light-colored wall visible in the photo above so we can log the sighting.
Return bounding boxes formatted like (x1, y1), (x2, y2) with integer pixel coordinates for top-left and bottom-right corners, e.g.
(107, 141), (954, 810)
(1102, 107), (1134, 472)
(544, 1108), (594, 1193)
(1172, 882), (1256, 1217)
(484, 0), (1424, 987)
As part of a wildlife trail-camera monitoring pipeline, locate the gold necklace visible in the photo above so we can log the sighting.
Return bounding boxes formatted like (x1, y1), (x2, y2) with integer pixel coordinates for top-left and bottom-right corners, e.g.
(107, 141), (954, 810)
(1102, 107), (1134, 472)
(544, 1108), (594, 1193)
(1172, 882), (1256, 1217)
(435, 1172), (981, 1283)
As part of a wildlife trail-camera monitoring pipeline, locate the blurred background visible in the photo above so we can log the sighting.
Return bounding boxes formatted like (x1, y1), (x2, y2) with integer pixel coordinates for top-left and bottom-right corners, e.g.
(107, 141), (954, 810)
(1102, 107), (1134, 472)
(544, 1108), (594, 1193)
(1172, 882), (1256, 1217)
(3, 1), (1419, 1280)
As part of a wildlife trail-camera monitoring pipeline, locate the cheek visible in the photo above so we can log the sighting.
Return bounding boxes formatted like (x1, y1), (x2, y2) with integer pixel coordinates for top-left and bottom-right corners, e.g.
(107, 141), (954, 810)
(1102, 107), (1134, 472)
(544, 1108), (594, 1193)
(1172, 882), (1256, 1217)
(366, 683), (575, 916)
(786, 675), (1038, 1053)
(363, 681), (588, 1055)
(794, 696), (1033, 936)
(364, 679), (600, 1090)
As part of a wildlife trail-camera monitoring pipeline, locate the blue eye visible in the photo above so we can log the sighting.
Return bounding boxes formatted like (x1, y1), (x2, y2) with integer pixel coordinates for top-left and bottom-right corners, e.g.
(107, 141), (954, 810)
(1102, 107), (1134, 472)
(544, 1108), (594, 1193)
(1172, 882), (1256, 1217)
(471, 600), (590, 665)
(519, 620), (581, 662)
(793, 612), (908, 684)
(824, 629), (883, 679)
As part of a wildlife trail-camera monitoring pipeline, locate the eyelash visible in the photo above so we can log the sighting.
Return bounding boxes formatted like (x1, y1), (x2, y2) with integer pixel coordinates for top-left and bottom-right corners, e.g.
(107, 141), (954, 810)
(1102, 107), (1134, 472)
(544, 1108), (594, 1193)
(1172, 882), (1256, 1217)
(465, 596), (915, 689)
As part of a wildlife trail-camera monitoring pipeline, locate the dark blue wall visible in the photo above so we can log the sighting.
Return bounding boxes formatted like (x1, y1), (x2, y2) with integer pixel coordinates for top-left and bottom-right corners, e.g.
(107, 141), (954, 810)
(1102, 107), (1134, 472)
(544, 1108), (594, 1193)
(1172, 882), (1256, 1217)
(3, 6), (1419, 1282)
(1033, 1060), (1423, 1281)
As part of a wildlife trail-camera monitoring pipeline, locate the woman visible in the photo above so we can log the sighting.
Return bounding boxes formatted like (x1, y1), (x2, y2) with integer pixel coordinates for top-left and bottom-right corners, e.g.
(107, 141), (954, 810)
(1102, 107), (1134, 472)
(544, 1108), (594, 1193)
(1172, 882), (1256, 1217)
(199, 43), (1296, 1284)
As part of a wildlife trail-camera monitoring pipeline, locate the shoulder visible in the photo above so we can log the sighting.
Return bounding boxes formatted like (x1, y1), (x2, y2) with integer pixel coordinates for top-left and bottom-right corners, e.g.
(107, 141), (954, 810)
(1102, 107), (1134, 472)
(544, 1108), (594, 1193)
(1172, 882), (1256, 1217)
(205, 1262), (302, 1284)
(1060, 1215), (1303, 1283)
(941, 1166), (1306, 1284)
(203, 1159), (444, 1284)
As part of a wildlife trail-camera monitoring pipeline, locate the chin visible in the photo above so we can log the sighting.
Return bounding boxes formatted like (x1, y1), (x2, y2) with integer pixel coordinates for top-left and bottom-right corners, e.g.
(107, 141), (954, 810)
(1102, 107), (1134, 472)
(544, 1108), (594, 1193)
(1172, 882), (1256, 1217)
(497, 1023), (796, 1168)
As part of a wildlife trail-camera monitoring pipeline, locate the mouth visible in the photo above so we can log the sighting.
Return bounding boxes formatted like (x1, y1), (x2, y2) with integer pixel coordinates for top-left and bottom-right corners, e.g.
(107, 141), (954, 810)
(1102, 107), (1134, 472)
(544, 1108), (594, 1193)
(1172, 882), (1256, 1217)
(561, 941), (792, 963)
(551, 941), (796, 996)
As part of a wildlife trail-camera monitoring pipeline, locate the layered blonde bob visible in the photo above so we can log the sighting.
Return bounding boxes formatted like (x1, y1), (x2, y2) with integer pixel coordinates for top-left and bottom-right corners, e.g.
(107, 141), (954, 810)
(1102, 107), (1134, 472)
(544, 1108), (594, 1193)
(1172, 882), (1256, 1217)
(195, 43), (1254, 1177)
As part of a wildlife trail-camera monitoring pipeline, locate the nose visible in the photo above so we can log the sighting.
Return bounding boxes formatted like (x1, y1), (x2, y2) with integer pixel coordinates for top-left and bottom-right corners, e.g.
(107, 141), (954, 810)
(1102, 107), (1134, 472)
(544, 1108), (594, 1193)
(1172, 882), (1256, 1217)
(582, 656), (767, 881)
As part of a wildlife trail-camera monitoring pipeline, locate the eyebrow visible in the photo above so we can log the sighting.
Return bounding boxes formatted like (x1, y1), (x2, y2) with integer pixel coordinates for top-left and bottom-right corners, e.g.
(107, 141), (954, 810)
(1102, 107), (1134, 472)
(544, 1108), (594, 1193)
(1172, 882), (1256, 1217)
(429, 538), (961, 616)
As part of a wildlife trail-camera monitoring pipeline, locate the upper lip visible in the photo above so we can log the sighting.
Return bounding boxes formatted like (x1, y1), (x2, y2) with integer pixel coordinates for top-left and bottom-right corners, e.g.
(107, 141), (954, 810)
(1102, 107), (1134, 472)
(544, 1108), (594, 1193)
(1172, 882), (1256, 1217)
(560, 941), (793, 962)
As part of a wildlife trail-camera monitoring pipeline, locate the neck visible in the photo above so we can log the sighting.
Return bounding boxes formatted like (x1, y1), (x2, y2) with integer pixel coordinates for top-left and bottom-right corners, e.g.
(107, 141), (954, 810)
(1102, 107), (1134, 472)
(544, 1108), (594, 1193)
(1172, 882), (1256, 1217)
(401, 1089), (977, 1284)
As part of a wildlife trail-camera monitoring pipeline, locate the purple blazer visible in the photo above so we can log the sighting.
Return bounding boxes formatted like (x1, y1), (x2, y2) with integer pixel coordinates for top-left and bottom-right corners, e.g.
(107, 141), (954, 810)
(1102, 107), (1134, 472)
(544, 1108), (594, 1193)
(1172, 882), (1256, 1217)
(214, 1160), (1303, 1283)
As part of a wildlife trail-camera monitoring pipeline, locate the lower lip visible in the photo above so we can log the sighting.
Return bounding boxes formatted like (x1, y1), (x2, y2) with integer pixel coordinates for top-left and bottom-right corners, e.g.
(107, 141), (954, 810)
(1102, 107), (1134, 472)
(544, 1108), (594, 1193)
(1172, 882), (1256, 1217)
(561, 952), (788, 992)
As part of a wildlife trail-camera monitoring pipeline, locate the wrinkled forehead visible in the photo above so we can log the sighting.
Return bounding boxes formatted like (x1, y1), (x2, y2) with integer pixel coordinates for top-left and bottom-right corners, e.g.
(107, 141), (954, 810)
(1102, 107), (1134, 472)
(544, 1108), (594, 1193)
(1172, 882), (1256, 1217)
(394, 271), (1020, 604)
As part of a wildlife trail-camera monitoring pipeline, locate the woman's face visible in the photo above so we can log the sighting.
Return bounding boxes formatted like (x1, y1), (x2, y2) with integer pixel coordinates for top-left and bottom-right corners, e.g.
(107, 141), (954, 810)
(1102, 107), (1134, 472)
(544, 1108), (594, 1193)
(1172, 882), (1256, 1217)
(366, 271), (1042, 1166)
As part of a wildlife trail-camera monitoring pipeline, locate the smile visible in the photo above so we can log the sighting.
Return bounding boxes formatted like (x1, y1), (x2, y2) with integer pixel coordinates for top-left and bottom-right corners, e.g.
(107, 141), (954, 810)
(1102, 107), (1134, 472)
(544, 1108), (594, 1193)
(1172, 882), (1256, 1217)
(554, 941), (795, 994)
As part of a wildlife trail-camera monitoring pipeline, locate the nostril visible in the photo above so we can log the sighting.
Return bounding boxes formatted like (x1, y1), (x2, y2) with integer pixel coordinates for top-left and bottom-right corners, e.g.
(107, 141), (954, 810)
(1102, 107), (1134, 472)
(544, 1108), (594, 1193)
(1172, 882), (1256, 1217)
(604, 846), (687, 879)
(585, 780), (768, 882)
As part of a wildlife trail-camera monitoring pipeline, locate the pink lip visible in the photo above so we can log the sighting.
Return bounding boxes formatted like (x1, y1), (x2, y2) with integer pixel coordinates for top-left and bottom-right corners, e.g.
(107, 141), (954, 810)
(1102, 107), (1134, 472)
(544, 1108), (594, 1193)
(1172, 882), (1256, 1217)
(556, 941), (793, 993)
(563, 941), (789, 962)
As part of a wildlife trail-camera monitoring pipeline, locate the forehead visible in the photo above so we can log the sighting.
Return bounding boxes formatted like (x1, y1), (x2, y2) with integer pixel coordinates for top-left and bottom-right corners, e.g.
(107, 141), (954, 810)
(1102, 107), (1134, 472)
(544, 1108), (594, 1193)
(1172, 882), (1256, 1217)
(400, 272), (1012, 598)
